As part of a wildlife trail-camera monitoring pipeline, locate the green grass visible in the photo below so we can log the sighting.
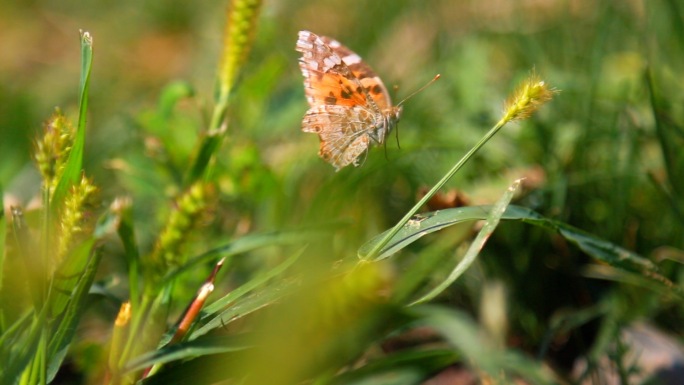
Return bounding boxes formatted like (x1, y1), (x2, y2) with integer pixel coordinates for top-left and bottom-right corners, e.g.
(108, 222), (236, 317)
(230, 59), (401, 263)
(1, 0), (683, 384)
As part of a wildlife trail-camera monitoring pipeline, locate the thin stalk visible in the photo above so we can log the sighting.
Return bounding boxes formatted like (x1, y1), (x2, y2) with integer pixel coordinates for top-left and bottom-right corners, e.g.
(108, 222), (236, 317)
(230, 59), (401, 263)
(35, 186), (51, 385)
(362, 118), (508, 261)
(210, 95), (229, 134)
(117, 293), (153, 372)
(363, 73), (557, 260)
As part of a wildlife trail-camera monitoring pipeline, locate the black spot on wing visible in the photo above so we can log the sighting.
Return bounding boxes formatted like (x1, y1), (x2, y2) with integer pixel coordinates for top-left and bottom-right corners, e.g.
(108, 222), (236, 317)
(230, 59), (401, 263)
(324, 92), (337, 105)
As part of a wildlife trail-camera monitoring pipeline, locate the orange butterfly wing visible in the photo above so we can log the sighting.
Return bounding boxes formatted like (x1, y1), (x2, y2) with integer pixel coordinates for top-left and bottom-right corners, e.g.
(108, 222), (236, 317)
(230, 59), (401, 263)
(296, 30), (398, 171)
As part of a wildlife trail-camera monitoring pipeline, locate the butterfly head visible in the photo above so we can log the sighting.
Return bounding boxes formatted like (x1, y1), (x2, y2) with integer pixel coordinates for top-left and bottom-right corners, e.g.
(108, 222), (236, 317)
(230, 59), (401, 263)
(374, 105), (402, 144)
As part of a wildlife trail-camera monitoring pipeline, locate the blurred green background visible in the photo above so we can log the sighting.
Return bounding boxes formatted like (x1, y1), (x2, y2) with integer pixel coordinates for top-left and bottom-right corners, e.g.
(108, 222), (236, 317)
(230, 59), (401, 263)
(1, 0), (683, 382)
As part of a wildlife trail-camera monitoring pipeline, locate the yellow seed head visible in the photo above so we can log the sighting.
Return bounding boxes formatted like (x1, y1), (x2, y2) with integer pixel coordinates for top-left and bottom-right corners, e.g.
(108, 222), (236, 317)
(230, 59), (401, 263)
(34, 109), (75, 196)
(115, 301), (132, 326)
(57, 174), (98, 266)
(109, 301), (132, 375)
(501, 73), (558, 124)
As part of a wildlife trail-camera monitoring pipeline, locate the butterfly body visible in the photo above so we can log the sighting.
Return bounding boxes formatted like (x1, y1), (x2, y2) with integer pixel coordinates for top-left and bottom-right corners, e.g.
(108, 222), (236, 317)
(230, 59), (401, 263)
(296, 30), (401, 171)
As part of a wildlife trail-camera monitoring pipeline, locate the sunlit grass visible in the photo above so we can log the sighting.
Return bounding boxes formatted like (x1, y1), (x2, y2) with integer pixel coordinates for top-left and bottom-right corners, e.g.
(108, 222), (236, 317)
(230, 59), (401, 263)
(1, 1), (683, 385)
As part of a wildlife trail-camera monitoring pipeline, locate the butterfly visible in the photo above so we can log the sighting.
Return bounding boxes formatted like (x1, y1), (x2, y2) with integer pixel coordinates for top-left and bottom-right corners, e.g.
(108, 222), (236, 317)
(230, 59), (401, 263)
(295, 30), (402, 171)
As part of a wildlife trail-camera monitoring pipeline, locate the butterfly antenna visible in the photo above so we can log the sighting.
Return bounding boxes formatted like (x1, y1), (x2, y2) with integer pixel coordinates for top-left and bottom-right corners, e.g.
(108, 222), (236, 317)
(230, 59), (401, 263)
(397, 74), (441, 107)
(393, 74), (440, 150)
(389, 85), (402, 150)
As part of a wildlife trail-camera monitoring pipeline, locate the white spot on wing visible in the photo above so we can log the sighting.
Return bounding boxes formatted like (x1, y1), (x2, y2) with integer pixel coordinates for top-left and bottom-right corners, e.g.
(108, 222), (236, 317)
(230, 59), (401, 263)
(342, 53), (362, 65)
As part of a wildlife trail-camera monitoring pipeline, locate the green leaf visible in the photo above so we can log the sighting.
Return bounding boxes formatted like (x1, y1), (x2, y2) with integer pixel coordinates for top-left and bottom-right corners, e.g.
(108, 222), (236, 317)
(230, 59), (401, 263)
(410, 179), (521, 305)
(192, 279), (296, 339)
(359, 204), (679, 297)
(113, 201), (142, 309)
(47, 244), (101, 382)
(161, 228), (328, 285)
(51, 31), (93, 210)
(360, 205), (523, 261)
(184, 132), (223, 185)
(125, 334), (250, 373)
(0, 308), (46, 385)
(190, 248), (303, 338)
(48, 239), (96, 318)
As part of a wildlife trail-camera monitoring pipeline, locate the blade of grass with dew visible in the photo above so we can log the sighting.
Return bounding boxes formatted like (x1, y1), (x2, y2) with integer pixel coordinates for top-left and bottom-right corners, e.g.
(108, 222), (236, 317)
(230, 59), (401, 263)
(360, 204), (680, 297)
(51, 31), (93, 210)
(358, 206), (504, 261)
(412, 305), (557, 385)
(410, 179), (522, 305)
(190, 248), (303, 338)
(124, 334), (250, 373)
(327, 349), (459, 385)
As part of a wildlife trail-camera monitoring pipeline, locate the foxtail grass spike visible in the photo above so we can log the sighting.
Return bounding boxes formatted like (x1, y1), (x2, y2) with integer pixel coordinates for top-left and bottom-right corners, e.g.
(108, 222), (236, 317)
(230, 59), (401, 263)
(186, 0), (261, 184)
(500, 72), (558, 125)
(151, 182), (214, 273)
(362, 71), (557, 261)
(57, 174), (98, 268)
(217, 0), (262, 107)
(34, 109), (75, 197)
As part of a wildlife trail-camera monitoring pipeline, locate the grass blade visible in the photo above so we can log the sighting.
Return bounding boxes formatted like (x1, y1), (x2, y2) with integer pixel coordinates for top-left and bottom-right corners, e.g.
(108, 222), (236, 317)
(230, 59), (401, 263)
(160, 228), (327, 284)
(410, 179), (521, 305)
(360, 204), (679, 298)
(46, 244), (101, 382)
(51, 31), (93, 209)
(412, 305), (557, 385)
(124, 334), (250, 373)
(191, 248), (303, 338)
